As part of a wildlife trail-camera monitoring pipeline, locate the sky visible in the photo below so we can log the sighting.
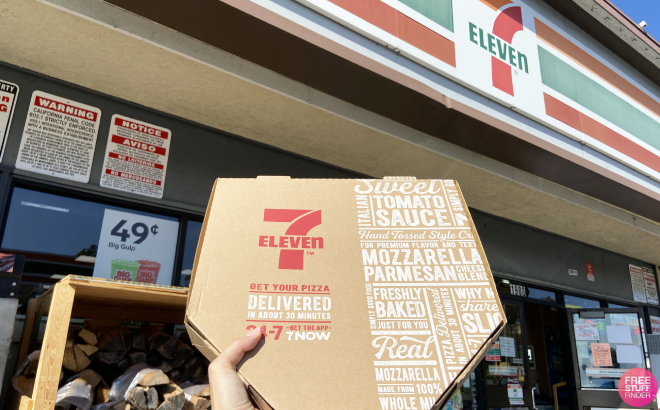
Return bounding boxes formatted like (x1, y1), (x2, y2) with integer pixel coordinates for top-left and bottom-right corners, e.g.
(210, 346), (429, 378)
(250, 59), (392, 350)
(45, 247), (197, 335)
(610, 0), (660, 43)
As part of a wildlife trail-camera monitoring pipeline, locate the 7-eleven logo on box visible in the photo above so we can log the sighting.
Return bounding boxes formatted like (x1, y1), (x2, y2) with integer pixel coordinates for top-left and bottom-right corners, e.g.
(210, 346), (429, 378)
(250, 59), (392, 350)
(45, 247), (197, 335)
(258, 209), (323, 270)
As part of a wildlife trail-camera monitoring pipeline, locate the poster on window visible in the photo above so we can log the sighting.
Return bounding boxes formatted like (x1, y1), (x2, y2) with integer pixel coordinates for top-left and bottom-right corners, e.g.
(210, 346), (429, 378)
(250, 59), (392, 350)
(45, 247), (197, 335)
(93, 209), (179, 285)
(16, 91), (101, 183)
(630, 264), (648, 303)
(100, 115), (171, 199)
(643, 267), (659, 305)
(0, 80), (18, 163)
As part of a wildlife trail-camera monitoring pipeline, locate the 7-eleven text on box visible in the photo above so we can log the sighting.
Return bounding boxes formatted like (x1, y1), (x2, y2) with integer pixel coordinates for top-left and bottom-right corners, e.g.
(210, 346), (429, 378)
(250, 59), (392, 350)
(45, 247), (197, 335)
(100, 115), (171, 199)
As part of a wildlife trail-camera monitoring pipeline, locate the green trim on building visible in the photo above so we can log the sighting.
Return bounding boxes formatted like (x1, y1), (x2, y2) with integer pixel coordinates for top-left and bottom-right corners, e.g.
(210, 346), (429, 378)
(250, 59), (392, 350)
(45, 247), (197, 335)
(539, 46), (660, 151)
(399, 0), (454, 32)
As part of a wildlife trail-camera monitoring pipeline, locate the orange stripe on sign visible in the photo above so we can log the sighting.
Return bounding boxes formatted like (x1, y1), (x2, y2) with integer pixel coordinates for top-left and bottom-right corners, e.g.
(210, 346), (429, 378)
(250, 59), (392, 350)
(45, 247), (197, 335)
(536, 18), (660, 120)
(397, 13), (456, 67)
(327, 0), (455, 67)
(478, 0), (513, 12)
(328, 0), (397, 36)
(544, 93), (660, 174)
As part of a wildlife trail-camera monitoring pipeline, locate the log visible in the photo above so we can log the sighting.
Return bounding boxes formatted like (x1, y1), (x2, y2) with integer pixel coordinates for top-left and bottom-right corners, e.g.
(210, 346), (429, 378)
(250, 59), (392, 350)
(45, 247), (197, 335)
(146, 387), (159, 410)
(157, 361), (173, 373)
(99, 334), (124, 352)
(63, 345), (77, 372)
(24, 356), (39, 376)
(78, 343), (99, 356)
(130, 351), (147, 364)
(129, 386), (147, 410)
(167, 358), (185, 368)
(161, 383), (185, 410)
(149, 332), (171, 351)
(182, 385), (210, 399)
(138, 370), (169, 387)
(157, 337), (180, 360)
(157, 401), (176, 410)
(133, 332), (146, 351)
(172, 341), (195, 362)
(69, 369), (104, 389)
(78, 328), (98, 346)
(184, 395), (211, 410)
(95, 385), (111, 404)
(167, 369), (180, 382)
(122, 332), (135, 352)
(73, 343), (92, 371)
(14, 350), (40, 378)
(12, 375), (35, 397)
(96, 350), (125, 365)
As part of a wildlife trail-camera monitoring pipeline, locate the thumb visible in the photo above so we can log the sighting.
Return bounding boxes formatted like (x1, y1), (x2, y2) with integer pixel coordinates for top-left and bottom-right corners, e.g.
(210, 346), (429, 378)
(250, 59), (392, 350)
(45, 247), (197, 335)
(214, 328), (262, 371)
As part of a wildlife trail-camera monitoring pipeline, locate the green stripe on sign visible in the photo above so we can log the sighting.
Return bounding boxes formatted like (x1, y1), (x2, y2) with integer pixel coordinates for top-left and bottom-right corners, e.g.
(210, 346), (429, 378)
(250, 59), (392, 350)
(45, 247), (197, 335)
(398, 0), (453, 32)
(539, 46), (660, 151)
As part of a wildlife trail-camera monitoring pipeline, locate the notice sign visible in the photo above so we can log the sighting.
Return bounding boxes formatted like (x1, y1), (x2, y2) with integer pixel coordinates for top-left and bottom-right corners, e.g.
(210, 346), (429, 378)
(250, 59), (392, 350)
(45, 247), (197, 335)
(485, 341), (501, 362)
(630, 264), (648, 303)
(650, 316), (660, 334)
(591, 343), (612, 367)
(17, 91), (100, 182)
(575, 323), (600, 341)
(100, 115), (171, 198)
(93, 209), (179, 285)
(500, 336), (516, 357)
(507, 378), (524, 405)
(643, 267), (659, 305)
(0, 80), (18, 163)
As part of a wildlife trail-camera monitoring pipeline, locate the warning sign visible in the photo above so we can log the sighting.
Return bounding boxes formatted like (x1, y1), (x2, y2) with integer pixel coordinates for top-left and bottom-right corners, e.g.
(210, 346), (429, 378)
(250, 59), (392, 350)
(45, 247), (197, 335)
(100, 115), (171, 199)
(0, 80), (19, 163)
(16, 91), (101, 182)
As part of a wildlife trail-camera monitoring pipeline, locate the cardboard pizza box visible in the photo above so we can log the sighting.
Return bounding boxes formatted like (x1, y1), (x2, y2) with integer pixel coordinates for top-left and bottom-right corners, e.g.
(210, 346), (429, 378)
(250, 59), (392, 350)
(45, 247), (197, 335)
(186, 176), (505, 410)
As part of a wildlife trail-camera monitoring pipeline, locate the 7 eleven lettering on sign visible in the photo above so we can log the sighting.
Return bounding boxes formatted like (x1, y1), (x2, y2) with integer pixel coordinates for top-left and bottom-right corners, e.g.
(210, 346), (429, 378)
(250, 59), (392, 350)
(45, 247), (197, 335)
(100, 114), (171, 199)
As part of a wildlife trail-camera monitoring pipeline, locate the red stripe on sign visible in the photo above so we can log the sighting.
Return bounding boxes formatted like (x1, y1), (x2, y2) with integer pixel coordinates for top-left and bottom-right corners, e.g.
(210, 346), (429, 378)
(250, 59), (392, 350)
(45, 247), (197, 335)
(328, 0), (397, 36)
(544, 93), (660, 174)
(114, 117), (169, 139)
(34, 97), (98, 122)
(105, 169), (162, 186)
(111, 135), (167, 155)
(108, 152), (164, 169)
(397, 13), (456, 67)
(492, 57), (514, 96)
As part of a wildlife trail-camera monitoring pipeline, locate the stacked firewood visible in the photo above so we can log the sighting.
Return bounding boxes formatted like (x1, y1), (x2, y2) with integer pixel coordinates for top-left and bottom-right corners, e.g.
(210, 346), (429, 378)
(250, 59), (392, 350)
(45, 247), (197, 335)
(13, 325), (212, 410)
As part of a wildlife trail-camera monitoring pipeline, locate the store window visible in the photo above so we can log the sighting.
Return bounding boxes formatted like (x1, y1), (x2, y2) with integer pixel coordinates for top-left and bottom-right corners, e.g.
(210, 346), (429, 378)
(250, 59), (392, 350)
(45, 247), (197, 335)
(179, 220), (202, 287)
(564, 294), (600, 309)
(572, 311), (646, 388)
(2, 188), (179, 283)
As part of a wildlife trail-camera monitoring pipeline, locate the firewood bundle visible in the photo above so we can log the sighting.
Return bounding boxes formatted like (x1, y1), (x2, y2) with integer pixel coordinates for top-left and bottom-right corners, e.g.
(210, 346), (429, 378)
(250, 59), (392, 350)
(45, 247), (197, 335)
(13, 325), (212, 410)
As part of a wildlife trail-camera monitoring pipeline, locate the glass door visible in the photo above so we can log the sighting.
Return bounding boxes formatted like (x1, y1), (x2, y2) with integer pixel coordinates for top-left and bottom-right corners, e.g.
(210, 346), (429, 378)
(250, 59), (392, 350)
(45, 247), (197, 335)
(482, 300), (534, 409)
(567, 308), (655, 409)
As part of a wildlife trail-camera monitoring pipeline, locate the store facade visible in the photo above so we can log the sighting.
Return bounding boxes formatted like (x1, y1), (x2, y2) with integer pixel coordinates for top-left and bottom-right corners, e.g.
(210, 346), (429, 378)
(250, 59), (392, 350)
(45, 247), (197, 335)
(1, 0), (660, 409)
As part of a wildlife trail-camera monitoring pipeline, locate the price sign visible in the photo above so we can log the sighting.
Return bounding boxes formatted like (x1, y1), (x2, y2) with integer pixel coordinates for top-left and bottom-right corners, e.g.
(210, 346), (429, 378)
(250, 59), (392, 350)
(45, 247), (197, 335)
(93, 209), (179, 285)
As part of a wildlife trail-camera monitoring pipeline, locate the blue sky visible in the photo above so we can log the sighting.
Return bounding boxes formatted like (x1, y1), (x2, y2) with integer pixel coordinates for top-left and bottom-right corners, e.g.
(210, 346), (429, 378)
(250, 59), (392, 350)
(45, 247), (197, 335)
(610, 0), (660, 42)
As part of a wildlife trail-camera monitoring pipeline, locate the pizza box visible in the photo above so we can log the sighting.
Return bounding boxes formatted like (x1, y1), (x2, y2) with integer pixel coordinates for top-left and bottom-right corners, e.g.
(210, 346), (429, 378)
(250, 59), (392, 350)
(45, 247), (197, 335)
(186, 176), (505, 410)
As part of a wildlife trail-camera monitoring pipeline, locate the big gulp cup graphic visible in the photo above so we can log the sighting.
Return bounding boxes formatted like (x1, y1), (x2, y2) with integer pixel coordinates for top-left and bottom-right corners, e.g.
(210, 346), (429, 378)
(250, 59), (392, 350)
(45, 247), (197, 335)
(111, 259), (140, 281)
(136, 260), (161, 284)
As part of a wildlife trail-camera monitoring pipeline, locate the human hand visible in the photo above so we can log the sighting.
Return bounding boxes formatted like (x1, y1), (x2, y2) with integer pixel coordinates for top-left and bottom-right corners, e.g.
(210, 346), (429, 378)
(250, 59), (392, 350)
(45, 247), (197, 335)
(208, 328), (263, 410)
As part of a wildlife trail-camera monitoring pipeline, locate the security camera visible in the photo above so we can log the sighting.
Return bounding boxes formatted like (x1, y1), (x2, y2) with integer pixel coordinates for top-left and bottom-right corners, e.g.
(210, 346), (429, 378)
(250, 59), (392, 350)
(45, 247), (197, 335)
(640, 21), (648, 28)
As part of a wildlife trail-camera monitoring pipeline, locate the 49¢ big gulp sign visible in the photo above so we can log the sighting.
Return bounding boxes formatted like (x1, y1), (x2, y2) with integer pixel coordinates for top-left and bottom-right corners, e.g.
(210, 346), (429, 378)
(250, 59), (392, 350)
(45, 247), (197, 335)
(93, 209), (179, 285)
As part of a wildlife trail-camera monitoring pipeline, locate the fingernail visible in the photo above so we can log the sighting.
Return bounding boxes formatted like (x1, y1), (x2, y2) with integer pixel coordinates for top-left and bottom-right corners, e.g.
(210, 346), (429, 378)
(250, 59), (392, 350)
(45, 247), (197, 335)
(247, 328), (261, 336)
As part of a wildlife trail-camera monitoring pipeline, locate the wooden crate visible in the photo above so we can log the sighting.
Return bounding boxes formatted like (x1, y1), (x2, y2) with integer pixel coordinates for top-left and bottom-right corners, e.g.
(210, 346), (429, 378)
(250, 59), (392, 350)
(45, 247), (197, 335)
(17, 275), (188, 410)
